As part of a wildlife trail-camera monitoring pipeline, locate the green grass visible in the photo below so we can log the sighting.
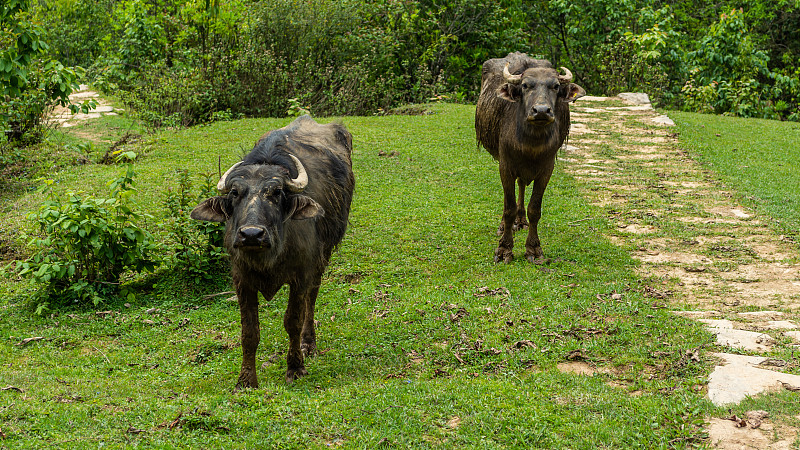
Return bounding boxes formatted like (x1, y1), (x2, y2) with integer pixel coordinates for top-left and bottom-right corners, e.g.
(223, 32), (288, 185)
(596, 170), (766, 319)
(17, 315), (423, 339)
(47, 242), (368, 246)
(1, 104), (715, 448)
(671, 111), (800, 237)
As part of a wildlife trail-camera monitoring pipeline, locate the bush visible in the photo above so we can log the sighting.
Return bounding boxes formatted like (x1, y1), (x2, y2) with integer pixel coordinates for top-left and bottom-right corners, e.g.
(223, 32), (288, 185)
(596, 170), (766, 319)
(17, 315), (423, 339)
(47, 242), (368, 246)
(160, 169), (226, 283)
(13, 153), (158, 312)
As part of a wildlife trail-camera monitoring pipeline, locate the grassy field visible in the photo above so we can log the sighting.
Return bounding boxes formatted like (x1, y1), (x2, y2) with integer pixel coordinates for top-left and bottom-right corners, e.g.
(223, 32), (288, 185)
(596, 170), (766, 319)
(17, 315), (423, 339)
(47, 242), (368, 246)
(671, 111), (800, 238)
(0, 104), (732, 448)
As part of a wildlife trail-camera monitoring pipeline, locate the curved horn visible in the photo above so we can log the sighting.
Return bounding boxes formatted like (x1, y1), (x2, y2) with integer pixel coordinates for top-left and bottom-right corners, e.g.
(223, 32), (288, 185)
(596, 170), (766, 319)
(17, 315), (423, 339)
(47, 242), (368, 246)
(285, 154), (309, 193)
(217, 161), (242, 192)
(503, 63), (522, 85)
(558, 67), (573, 84)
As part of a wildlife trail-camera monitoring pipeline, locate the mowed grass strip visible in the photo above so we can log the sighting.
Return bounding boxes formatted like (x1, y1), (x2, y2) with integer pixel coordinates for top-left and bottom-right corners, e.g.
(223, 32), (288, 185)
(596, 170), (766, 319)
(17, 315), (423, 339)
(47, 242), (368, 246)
(0, 104), (712, 448)
(671, 111), (800, 237)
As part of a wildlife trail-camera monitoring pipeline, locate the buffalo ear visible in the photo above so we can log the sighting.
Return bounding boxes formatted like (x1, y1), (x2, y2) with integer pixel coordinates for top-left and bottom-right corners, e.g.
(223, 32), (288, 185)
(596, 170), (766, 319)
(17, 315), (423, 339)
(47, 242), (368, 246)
(290, 195), (324, 220)
(496, 83), (519, 102)
(190, 197), (228, 222)
(563, 83), (586, 103)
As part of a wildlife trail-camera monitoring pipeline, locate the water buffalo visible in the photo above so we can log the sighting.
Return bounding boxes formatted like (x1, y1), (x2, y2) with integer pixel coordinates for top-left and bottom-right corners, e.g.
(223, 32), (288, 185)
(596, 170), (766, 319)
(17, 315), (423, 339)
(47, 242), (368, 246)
(475, 52), (585, 263)
(191, 115), (354, 387)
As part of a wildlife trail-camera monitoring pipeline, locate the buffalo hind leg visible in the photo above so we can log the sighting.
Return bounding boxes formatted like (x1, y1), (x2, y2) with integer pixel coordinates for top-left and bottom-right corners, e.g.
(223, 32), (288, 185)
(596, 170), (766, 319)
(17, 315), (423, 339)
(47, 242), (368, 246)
(495, 164), (517, 263)
(524, 164), (554, 262)
(284, 283), (309, 383)
(301, 283), (320, 358)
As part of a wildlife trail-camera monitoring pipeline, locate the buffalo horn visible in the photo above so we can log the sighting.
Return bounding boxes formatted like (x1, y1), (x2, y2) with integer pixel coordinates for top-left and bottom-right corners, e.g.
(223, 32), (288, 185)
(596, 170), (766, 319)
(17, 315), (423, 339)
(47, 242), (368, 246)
(285, 154), (309, 192)
(502, 63), (522, 84)
(558, 67), (573, 84)
(217, 161), (242, 192)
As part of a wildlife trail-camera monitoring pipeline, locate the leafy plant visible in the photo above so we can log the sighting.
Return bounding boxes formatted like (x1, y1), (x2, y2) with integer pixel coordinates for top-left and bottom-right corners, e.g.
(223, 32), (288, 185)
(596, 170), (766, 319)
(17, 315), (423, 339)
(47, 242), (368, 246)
(161, 169), (226, 283)
(13, 152), (158, 311)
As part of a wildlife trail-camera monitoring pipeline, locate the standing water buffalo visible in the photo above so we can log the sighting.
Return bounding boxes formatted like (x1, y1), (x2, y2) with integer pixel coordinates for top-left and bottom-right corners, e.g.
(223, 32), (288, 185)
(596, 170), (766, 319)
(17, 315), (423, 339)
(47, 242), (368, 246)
(191, 115), (354, 387)
(475, 52), (585, 263)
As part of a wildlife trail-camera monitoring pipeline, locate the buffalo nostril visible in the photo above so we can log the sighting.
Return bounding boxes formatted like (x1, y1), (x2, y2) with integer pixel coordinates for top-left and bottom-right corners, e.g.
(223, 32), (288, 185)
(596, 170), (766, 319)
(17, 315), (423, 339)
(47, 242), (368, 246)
(239, 227), (265, 240)
(534, 105), (552, 115)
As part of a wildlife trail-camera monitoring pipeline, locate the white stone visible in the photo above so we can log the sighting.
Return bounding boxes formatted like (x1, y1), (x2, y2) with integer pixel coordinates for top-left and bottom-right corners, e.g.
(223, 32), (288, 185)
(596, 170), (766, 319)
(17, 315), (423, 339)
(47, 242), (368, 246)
(652, 115), (675, 126)
(708, 352), (800, 406)
(785, 331), (800, 343)
(93, 106), (115, 113)
(672, 310), (720, 318)
(577, 107), (606, 113)
(731, 208), (751, 219)
(579, 95), (609, 102)
(563, 145), (580, 152)
(607, 105), (653, 111)
(738, 311), (785, 320)
(617, 92), (651, 105)
(763, 320), (797, 330)
(713, 328), (775, 352)
(699, 319), (734, 329)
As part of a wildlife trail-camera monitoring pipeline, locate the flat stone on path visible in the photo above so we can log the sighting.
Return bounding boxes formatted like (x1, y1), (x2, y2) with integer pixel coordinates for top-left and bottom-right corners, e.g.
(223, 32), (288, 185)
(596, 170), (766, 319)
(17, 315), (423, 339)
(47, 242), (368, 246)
(579, 95), (609, 102)
(708, 352), (800, 406)
(762, 321), (797, 330)
(785, 331), (800, 343)
(738, 311), (785, 321)
(652, 115), (675, 126)
(617, 92), (651, 104)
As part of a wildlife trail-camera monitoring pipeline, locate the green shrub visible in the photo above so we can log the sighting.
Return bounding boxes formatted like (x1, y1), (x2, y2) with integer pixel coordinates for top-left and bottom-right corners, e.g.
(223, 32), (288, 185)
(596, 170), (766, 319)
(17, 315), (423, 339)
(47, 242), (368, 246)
(13, 153), (158, 312)
(160, 169), (226, 283)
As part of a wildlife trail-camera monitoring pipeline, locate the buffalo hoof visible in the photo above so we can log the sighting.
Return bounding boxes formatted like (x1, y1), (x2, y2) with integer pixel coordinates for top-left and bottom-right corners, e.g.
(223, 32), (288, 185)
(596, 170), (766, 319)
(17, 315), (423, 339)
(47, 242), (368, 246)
(494, 247), (513, 264)
(285, 366), (309, 383)
(236, 370), (259, 390)
(524, 247), (544, 263)
(301, 341), (317, 358)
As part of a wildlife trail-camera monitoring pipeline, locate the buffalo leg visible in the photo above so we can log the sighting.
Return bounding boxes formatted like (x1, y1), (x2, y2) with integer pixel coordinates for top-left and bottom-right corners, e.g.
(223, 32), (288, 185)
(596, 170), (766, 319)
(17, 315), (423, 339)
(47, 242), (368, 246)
(514, 179), (529, 231)
(301, 282), (320, 358)
(236, 282), (261, 389)
(496, 179), (529, 236)
(525, 163), (555, 262)
(495, 164), (517, 263)
(284, 284), (309, 383)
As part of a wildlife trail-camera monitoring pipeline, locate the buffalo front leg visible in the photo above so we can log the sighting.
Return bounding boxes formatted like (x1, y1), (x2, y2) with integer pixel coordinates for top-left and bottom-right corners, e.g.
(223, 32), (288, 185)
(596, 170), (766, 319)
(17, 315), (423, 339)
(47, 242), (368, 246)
(236, 284), (261, 389)
(301, 283), (320, 358)
(524, 164), (554, 262)
(495, 165), (517, 263)
(284, 284), (309, 383)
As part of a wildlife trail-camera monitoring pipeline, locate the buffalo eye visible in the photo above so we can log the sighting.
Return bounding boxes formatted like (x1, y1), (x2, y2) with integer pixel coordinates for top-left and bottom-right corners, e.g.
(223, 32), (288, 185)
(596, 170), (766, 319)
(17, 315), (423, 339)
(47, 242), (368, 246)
(521, 83), (529, 89)
(229, 188), (239, 198)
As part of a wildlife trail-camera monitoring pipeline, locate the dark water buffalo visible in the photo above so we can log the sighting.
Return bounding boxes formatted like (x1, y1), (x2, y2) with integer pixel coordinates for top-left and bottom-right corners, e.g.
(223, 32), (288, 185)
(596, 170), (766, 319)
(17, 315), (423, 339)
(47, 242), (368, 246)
(475, 52), (585, 263)
(191, 115), (354, 387)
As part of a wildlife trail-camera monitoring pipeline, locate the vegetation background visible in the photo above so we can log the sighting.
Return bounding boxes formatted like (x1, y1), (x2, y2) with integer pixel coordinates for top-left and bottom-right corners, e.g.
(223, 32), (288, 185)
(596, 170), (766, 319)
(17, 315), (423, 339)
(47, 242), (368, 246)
(3, 0), (800, 145)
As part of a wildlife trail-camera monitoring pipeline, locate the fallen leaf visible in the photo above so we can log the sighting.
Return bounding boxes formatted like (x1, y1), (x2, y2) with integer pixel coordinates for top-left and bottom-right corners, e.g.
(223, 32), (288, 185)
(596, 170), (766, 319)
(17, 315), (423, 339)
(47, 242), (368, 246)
(95, 310), (114, 316)
(15, 337), (45, 346)
(126, 426), (145, 434)
(145, 308), (159, 314)
(726, 414), (747, 428)
(565, 349), (585, 361)
(1, 386), (23, 393)
(745, 410), (769, 429)
(780, 381), (800, 392)
(453, 352), (466, 365)
(512, 340), (536, 350)
(0, 427), (6, 439)
(449, 307), (468, 323)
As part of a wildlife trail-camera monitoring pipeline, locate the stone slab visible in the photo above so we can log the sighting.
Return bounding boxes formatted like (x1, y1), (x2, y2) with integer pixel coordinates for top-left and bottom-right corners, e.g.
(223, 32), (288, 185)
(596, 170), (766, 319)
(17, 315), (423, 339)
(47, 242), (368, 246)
(699, 319), (734, 329)
(785, 331), (800, 343)
(617, 92), (651, 105)
(607, 105), (653, 111)
(708, 352), (800, 406)
(671, 310), (720, 319)
(652, 115), (675, 126)
(712, 328), (775, 352)
(738, 311), (785, 320)
(763, 320), (797, 330)
(579, 96), (609, 102)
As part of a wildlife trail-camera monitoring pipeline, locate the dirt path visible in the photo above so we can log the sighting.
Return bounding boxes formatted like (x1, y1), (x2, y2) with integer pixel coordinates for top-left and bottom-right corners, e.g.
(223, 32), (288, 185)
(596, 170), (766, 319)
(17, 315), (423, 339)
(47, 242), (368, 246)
(564, 95), (800, 448)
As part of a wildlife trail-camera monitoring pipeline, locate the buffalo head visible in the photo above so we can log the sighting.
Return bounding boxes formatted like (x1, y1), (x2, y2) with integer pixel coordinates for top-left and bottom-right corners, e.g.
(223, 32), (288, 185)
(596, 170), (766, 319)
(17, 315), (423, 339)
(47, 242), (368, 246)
(496, 64), (585, 126)
(191, 154), (322, 259)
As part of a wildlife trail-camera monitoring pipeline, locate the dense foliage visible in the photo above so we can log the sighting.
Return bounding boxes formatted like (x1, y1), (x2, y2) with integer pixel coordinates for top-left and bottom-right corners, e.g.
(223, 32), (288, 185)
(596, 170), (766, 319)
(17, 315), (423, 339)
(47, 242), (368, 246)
(13, 0), (795, 129)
